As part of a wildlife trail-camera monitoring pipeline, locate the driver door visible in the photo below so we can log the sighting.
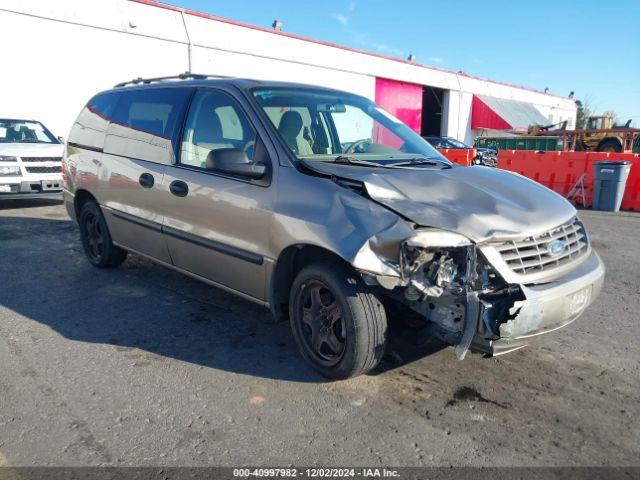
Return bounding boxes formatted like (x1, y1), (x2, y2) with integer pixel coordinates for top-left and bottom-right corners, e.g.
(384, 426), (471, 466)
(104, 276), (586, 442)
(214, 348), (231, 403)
(161, 88), (276, 302)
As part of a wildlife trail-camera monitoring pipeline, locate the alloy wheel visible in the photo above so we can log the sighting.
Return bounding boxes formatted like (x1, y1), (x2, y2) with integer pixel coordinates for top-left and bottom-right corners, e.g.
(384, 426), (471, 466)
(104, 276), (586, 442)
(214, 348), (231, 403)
(297, 280), (346, 367)
(83, 212), (104, 260)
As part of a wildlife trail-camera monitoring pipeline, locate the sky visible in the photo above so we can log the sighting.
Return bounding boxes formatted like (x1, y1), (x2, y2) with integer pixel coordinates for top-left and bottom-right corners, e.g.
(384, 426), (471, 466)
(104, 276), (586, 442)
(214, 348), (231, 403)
(169, 0), (640, 124)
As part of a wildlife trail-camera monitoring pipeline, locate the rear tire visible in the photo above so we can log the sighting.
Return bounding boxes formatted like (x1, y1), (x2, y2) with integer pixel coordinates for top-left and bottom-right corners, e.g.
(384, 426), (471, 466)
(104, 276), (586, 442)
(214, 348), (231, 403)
(79, 201), (127, 268)
(597, 139), (622, 153)
(289, 260), (388, 380)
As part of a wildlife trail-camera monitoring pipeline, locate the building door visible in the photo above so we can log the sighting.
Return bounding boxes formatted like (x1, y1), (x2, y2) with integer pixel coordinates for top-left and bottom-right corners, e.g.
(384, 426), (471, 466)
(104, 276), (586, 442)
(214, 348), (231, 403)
(421, 86), (445, 136)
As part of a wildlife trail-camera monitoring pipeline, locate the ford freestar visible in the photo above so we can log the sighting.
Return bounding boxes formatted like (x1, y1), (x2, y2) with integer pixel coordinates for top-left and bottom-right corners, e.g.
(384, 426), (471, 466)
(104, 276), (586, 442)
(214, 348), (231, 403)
(63, 74), (604, 379)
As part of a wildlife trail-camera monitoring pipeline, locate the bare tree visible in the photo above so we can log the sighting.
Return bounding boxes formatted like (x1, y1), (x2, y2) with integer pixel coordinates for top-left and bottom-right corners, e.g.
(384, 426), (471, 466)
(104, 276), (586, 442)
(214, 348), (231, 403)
(575, 97), (592, 129)
(603, 110), (618, 124)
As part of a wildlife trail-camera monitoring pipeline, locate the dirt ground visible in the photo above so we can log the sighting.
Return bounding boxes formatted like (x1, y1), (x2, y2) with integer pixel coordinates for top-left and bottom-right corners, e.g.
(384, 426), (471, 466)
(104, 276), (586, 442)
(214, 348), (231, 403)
(0, 199), (638, 467)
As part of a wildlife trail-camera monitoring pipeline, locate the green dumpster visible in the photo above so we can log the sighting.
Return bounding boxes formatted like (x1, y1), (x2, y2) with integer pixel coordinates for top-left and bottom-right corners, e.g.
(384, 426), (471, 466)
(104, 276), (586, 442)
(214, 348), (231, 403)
(475, 136), (563, 151)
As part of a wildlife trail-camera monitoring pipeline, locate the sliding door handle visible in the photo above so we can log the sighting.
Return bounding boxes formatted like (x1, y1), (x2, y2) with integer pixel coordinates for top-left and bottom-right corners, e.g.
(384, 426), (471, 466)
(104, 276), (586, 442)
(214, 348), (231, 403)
(139, 173), (154, 188)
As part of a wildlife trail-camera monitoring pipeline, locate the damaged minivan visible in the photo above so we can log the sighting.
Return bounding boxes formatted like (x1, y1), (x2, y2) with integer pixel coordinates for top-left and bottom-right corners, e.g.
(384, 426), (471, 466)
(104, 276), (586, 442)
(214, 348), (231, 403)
(63, 75), (605, 379)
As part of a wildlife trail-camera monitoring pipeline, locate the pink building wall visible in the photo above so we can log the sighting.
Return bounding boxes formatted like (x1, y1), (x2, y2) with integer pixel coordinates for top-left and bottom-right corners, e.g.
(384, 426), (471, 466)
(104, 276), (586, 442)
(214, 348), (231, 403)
(374, 77), (423, 134)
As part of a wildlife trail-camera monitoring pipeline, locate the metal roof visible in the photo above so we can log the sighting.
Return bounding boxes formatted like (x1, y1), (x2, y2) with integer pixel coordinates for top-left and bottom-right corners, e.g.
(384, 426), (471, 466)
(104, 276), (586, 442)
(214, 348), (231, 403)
(475, 95), (550, 130)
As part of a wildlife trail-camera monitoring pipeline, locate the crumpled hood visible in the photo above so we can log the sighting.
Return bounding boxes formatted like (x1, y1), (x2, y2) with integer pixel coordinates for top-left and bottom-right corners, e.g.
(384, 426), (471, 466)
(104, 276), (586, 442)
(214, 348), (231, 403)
(0, 143), (64, 158)
(302, 161), (576, 243)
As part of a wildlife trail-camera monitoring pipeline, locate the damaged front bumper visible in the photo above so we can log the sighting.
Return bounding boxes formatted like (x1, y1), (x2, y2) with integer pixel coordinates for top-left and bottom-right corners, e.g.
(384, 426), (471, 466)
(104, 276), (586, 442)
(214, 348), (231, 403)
(471, 249), (605, 356)
(352, 223), (604, 359)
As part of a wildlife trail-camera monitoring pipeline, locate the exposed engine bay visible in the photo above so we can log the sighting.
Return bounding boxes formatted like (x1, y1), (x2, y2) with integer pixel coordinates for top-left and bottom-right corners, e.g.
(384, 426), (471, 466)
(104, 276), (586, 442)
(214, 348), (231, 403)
(374, 240), (524, 359)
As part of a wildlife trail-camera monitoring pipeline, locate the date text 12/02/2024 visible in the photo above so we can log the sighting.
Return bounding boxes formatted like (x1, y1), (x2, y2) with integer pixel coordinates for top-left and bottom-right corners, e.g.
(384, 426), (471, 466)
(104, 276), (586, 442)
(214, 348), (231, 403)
(233, 468), (400, 478)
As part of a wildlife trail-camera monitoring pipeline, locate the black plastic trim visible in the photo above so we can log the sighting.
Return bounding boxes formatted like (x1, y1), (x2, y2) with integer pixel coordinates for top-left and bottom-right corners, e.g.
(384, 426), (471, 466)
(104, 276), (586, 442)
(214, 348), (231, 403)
(163, 226), (264, 265)
(67, 142), (104, 153)
(111, 209), (162, 232)
(110, 209), (263, 265)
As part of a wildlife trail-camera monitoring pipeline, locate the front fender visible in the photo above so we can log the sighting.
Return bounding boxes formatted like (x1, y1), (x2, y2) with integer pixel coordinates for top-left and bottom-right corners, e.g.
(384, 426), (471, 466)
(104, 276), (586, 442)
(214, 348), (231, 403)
(270, 166), (413, 276)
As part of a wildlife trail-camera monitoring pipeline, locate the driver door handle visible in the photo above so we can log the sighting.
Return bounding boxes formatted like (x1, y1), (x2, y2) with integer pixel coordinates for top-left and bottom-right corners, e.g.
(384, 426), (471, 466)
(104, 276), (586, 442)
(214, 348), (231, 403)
(169, 180), (189, 197)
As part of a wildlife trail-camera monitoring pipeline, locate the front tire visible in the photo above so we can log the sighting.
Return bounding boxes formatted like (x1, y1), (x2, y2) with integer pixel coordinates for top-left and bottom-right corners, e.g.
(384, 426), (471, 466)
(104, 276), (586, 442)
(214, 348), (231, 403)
(289, 261), (388, 379)
(79, 201), (127, 268)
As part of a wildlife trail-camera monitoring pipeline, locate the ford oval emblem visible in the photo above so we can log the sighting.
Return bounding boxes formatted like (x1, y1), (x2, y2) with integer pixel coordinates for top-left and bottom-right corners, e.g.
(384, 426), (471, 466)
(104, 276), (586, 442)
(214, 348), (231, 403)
(547, 240), (566, 257)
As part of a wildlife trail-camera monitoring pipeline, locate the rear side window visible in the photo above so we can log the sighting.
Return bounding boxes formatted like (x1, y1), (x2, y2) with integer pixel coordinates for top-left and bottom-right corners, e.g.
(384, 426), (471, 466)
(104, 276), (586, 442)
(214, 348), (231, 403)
(111, 88), (191, 139)
(103, 88), (191, 164)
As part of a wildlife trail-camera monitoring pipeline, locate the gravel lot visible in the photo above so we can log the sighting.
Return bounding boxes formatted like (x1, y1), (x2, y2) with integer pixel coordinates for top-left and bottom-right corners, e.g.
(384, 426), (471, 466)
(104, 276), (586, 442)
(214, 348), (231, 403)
(0, 199), (638, 467)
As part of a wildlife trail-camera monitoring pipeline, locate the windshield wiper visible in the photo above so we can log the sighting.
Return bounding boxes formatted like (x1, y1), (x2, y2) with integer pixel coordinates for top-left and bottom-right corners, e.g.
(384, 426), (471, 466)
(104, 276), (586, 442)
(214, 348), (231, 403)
(333, 155), (382, 168)
(391, 158), (452, 168)
(332, 155), (451, 169)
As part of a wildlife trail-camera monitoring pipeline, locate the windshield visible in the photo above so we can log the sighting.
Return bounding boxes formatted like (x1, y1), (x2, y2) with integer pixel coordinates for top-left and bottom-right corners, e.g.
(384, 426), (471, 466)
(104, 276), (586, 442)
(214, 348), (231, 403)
(252, 88), (450, 166)
(0, 119), (58, 144)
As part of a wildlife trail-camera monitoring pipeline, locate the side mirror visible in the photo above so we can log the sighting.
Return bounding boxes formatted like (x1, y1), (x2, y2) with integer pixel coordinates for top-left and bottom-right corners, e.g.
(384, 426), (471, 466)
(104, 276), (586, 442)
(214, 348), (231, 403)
(205, 148), (267, 179)
(57, 136), (66, 144)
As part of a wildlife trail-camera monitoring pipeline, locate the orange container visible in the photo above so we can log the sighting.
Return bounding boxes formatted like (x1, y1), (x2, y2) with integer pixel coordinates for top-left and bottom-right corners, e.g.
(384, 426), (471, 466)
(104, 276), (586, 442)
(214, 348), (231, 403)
(439, 148), (476, 166)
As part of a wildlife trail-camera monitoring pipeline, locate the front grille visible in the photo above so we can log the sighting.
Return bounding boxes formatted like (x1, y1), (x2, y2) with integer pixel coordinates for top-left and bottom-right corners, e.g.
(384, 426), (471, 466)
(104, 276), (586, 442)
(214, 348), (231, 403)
(493, 217), (589, 275)
(25, 166), (60, 174)
(21, 157), (62, 163)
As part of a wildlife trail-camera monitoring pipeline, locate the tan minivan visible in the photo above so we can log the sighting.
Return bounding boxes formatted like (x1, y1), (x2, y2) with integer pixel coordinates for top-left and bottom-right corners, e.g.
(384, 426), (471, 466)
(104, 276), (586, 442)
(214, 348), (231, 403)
(63, 74), (604, 379)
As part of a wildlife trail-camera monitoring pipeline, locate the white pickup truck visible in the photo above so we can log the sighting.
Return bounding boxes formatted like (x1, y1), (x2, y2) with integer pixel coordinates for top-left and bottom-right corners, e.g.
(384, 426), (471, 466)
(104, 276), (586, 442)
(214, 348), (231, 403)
(0, 118), (63, 199)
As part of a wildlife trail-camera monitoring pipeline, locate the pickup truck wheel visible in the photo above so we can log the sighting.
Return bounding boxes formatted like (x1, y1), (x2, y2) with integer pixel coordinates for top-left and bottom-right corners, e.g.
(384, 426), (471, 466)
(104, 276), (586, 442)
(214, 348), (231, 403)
(597, 139), (622, 152)
(79, 201), (127, 268)
(289, 261), (388, 379)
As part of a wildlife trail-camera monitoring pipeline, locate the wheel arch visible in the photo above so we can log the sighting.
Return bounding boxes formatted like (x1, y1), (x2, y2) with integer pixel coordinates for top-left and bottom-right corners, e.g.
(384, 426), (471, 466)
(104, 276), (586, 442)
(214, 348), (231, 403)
(73, 189), (98, 220)
(269, 244), (354, 323)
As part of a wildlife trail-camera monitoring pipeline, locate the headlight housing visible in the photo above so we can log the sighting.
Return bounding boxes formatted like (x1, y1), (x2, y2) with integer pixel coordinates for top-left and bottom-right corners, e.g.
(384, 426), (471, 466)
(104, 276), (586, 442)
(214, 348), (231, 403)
(0, 166), (21, 176)
(0, 156), (18, 162)
(405, 229), (472, 248)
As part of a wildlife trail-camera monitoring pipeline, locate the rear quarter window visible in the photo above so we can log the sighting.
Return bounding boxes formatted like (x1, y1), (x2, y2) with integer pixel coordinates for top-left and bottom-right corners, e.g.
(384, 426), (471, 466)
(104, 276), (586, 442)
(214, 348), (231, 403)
(69, 91), (121, 149)
(88, 92), (120, 121)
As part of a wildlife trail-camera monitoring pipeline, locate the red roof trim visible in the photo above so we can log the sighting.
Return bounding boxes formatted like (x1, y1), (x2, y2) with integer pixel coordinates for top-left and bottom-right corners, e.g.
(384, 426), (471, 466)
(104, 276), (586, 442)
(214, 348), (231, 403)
(131, 0), (571, 101)
(471, 95), (513, 131)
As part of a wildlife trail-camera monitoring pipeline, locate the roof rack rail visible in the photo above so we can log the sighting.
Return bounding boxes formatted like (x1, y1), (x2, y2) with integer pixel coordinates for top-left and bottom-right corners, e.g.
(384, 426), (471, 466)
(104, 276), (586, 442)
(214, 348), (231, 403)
(114, 72), (227, 88)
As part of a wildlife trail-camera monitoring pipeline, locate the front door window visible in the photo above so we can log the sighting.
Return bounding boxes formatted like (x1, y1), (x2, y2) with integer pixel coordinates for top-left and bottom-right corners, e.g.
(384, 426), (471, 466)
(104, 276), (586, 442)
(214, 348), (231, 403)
(180, 90), (257, 170)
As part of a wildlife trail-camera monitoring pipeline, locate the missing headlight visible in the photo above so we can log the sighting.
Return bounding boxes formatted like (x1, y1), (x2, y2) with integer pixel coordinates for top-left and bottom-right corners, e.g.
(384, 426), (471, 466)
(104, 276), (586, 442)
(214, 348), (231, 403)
(395, 240), (524, 358)
(400, 245), (472, 301)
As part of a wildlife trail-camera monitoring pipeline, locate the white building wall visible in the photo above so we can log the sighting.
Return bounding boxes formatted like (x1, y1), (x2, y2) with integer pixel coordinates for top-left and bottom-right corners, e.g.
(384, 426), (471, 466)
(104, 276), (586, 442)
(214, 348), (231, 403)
(0, 0), (576, 141)
(0, 0), (189, 136)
